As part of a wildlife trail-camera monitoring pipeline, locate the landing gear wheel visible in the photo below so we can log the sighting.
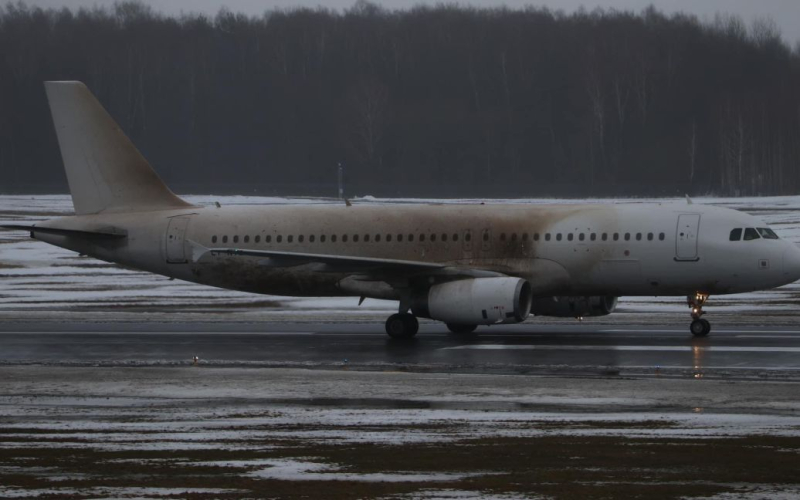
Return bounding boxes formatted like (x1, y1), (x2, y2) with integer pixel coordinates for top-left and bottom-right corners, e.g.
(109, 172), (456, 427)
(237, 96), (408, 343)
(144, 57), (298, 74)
(385, 313), (419, 339)
(690, 318), (711, 337)
(446, 323), (477, 334)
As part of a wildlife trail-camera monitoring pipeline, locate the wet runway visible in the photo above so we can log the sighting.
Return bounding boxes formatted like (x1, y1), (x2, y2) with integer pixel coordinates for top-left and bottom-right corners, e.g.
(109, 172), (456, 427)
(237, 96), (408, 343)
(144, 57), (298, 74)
(2, 322), (800, 378)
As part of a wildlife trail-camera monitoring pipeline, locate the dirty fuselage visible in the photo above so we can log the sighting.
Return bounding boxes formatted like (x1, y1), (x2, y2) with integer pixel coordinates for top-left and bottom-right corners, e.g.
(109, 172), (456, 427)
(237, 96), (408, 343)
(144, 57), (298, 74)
(34, 201), (800, 301)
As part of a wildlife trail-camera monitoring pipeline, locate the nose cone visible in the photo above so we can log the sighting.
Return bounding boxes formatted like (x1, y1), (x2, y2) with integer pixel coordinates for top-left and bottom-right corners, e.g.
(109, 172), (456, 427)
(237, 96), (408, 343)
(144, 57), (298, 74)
(783, 244), (800, 283)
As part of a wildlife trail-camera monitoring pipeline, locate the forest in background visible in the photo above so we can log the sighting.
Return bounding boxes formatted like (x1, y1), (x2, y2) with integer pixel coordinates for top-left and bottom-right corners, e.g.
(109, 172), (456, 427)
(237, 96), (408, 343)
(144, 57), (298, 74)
(1, 1), (799, 197)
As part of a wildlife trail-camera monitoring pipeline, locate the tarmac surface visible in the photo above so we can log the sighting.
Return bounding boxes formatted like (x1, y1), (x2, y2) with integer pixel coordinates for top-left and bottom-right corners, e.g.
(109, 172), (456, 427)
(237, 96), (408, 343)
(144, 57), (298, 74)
(2, 321), (800, 379)
(4, 322), (800, 498)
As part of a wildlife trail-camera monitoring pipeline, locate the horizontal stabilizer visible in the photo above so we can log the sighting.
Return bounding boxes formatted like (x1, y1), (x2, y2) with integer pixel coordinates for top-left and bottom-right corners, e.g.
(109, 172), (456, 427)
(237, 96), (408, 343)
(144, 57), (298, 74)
(0, 224), (127, 239)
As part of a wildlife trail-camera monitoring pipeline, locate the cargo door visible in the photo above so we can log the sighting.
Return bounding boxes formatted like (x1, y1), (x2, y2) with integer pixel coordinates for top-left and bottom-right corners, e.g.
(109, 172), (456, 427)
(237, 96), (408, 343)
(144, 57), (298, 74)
(166, 216), (191, 264)
(675, 214), (701, 261)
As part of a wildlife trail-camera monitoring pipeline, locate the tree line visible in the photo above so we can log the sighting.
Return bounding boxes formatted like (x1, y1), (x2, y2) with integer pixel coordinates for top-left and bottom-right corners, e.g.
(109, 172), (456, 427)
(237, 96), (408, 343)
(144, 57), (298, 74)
(1, 1), (799, 197)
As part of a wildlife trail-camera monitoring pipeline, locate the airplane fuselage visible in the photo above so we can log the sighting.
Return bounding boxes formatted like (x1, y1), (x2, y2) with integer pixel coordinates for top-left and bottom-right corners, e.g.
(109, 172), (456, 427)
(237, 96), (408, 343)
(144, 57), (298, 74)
(35, 201), (800, 300)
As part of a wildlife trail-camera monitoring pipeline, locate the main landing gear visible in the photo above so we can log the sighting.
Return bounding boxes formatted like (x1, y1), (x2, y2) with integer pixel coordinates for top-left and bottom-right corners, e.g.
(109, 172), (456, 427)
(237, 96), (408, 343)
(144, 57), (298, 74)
(688, 292), (711, 337)
(385, 313), (419, 339)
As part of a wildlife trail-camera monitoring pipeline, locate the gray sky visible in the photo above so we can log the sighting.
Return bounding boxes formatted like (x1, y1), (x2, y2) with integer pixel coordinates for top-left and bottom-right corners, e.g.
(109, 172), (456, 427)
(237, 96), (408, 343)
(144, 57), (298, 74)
(23, 0), (800, 45)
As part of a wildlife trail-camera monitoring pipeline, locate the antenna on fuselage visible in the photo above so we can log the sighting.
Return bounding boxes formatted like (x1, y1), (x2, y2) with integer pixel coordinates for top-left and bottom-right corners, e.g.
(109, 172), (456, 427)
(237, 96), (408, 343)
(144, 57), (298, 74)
(685, 194), (693, 205)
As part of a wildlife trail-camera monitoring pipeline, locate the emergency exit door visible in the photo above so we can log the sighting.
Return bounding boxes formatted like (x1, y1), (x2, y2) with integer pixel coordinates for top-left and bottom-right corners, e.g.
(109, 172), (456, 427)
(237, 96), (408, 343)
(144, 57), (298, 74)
(675, 214), (701, 261)
(166, 216), (191, 263)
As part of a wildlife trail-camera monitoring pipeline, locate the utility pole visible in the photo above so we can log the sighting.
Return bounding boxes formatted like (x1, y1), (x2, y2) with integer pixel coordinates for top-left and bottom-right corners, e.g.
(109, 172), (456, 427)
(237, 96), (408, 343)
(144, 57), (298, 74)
(337, 162), (344, 200)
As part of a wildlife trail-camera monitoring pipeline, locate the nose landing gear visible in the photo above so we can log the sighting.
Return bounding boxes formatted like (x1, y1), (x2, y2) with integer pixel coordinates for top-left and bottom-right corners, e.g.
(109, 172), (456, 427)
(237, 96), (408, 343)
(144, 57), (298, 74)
(688, 293), (711, 337)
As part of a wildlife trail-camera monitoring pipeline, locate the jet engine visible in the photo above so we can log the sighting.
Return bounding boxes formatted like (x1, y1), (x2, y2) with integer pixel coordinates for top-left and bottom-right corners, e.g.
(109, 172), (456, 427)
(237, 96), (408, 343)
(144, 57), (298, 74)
(530, 296), (618, 318)
(411, 277), (532, 325)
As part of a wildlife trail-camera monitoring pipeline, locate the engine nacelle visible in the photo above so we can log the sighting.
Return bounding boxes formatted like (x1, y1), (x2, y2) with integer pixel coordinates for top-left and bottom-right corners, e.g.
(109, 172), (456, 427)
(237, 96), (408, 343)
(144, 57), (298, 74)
(412, 277), (532, 325)
(530, 296), (618, 318)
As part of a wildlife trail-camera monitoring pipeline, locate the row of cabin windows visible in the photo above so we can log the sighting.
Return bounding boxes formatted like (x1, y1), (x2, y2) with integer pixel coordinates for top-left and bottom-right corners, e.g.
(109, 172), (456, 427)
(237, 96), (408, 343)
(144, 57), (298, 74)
(500, 232), (666, 242)
(729, 227), (779, 241)
(211, 231), (667, 245)
(211, 232), (471, 245)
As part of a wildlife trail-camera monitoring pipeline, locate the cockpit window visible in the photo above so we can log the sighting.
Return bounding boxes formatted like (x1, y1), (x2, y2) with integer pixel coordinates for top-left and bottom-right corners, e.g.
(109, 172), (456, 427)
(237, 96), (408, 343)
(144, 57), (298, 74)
(743, 228), (760, 241)
(729, 228), (742, 241)
(757, 228), (779, 240)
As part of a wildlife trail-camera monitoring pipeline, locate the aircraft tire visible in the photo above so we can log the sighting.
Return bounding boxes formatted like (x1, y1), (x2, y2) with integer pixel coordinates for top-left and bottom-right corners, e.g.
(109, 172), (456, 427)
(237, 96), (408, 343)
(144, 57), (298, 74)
(386, 313), (418, 339)
(446, 323), (478, 334)
(690, 318), (710, 337)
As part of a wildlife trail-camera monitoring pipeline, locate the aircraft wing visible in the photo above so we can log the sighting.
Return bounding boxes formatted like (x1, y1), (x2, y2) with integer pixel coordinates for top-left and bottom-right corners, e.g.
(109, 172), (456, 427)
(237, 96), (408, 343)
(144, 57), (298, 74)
(208, 247), (444, 272)
(201, 246), (505, 279)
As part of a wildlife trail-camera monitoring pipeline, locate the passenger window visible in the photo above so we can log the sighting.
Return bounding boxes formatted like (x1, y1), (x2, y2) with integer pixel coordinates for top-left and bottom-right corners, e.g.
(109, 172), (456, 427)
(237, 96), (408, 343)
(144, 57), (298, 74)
(601, 233), (607, 241)
(386, 234), (392, 242)
(298, 235), (304, 243)
(266, 235), (272, 243)
(342, 235), (348, 242)
(331, 235), (337, 242)
(244, 235), (250, 243)
(309, 235), (314, 243)
(420, 234), (425, 242)
(729, 228), (742, 241)
(320, 235), (326, 243)
(376, 234), (382, 242)
(743, 228), (760, 241)
(353, 235), (359, 243)
(613, 233), (619, 241)
(453, 233), (458, 242)
(482, 231), (489, 242)
(233, 235), (239, 243)
(463, 232), (470, 242)
(556, 233), (562, 241)
(590, 233), (596, 241)
(579, 233), (585, 241)
(222, 236), (228, 243)
(624, 233), (631, 241)
(212, 235), (218, 244)
(500, 233), (506, 241)
(647, 233), (653, 241)
(636, 233), (642, 241)
(545, 233), (551, 241)
(441, 233), (447, 242)
(511, 233), (517, 241)
(757, 228), (779, 240)
(277, 235), (282, 243)
(397, 234), (403, 242)
(255, 235), (260, 243)
(659, 232), (665, 241)
(522, 233), (528, 241)
(364, 234), (370, 242)
(534, 233), (540, 241)
(288, 235), (293, 243)
(409, 234), (414, 242)
(567, 233), (573, 241)
(430, 234), (436, 242)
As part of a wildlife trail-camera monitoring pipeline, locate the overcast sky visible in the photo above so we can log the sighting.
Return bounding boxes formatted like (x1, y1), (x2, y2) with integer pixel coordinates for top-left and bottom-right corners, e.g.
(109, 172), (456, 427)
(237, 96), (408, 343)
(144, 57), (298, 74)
(22, 0), (800, 45)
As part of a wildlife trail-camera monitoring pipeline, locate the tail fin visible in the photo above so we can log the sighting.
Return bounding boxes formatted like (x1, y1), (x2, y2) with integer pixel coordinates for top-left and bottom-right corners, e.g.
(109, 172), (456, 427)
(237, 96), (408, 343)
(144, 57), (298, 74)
(44, 81), (192, 215)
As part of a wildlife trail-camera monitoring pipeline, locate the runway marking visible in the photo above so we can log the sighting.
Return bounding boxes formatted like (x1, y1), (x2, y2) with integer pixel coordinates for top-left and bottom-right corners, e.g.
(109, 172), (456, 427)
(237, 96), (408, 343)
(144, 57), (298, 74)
(600, 329), (800, 335)
(441, 345), (800, 352)
(0, 331), (318, 336)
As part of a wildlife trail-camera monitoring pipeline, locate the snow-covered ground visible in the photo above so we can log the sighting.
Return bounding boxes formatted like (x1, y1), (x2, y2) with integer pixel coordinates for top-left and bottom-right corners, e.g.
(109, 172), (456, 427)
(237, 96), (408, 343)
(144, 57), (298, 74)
(2, 366), (800, 498)
(1, 194), (799, 324)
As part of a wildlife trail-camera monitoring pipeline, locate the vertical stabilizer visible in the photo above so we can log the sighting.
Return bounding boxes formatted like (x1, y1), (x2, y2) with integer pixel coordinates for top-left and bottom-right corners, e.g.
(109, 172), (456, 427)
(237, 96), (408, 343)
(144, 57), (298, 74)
(44, 81), (192, 215)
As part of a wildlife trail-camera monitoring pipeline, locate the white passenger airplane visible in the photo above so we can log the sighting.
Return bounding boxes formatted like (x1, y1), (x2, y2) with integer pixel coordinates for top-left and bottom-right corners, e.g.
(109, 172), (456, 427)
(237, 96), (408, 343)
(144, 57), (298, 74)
(4, 82), (800, 338)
